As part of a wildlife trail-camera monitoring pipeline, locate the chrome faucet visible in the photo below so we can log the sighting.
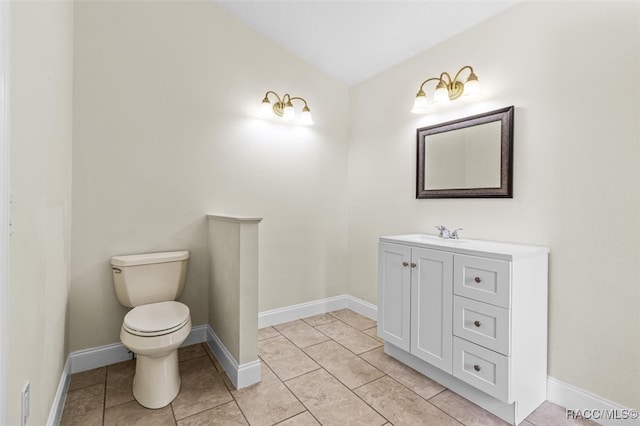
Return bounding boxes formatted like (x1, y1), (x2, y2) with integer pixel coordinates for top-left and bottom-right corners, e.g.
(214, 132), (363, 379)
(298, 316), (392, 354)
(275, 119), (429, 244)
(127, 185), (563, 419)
(435, 225), (463, 239)
(451, 228), (463, 239)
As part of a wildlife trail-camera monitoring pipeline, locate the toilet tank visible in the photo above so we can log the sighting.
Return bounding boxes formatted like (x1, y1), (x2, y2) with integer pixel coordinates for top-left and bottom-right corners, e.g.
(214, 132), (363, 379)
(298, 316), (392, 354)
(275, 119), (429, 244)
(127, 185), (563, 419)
(111, 250), (189, 308)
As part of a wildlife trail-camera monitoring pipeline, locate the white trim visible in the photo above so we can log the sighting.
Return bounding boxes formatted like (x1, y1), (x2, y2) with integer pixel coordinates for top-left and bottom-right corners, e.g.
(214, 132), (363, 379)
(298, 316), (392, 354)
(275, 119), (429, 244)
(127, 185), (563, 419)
(69, 324), (208, 374)
(258, 294), (349, 328)
(258, 294), (378, 328)
(0, 1), (9, 423)
(45, 359), (70, 426)
(343, 294), (378, 321)
(205, 325), (261, 389)
(547, 376), (640, 426)
(48, 297), (639, 425)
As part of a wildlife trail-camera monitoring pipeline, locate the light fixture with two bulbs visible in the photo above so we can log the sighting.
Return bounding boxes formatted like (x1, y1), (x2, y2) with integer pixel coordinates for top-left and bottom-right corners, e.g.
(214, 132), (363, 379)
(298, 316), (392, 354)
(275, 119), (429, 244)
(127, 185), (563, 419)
(411, 65), (481, 114)
(260, 91), (313, 125)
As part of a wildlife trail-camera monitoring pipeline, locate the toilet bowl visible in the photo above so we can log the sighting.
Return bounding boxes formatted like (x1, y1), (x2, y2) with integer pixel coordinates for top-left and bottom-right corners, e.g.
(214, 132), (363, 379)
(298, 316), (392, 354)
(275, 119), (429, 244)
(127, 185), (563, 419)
(111, 250), (191, 409)
(120, 301), (191, 408)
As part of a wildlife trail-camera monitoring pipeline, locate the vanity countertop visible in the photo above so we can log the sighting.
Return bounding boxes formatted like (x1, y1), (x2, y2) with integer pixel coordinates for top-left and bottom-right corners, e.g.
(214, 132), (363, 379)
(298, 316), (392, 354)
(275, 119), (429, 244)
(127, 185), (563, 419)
(380, 234), (549, 261)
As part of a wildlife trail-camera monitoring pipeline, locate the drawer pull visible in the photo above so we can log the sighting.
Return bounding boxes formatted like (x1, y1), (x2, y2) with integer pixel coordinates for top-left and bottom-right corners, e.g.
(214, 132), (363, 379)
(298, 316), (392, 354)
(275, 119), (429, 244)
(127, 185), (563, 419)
(402, 262), (409, 267)
(473, 364), (481, 372)
(474, 276), (482, 283)
(474, 320), (481, 327)
(410, 263), (417, 268)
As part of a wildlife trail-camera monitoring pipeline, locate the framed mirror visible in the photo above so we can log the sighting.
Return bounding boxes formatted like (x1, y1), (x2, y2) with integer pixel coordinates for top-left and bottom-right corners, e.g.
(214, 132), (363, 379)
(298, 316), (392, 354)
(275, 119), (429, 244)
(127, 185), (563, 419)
(416, 106), (514, 199)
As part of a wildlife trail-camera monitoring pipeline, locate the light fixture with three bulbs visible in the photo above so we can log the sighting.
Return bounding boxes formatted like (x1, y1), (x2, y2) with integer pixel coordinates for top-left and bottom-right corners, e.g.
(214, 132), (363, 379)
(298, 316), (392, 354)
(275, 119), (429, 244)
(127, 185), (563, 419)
(411, 65), (481, 114)
(260, 91), (313, 125)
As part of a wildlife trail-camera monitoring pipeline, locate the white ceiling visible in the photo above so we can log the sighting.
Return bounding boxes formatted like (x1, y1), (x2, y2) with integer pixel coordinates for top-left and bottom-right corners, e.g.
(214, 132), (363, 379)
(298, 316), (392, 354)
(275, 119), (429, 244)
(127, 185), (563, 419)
(214, 1), (522, 86)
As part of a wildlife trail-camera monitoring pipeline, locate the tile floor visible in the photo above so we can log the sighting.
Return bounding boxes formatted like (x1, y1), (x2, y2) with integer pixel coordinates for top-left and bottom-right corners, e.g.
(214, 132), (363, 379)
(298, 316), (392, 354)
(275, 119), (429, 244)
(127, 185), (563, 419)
(60, 309), (595, 426)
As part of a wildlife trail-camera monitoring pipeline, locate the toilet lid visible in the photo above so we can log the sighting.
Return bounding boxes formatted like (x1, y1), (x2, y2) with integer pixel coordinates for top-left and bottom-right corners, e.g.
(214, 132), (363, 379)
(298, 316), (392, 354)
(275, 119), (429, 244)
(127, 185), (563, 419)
(123, 301), (190, 336)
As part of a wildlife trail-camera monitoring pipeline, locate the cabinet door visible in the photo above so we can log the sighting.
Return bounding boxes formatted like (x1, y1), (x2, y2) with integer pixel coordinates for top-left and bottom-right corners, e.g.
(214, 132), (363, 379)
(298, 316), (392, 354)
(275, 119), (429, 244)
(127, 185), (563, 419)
(411, 248), (453, 373)
(378, 242), (411, 351)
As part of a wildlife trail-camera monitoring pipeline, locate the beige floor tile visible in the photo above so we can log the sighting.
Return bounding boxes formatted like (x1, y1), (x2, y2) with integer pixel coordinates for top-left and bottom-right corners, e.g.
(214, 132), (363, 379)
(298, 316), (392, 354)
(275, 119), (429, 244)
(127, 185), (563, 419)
(276, 411), (321, 425)
(362, 326), (384, 343)
(176, 400), (248, 425)
(68, 366), (107, 391)
(231, 363), (305, 426)
(303, 340), (384, 389)
(105, 359), (135, 409)
(301, 313), (336, 327)
(179, 343), (207, 361)
(286, 369), (386, 426)
(360, 347), (445, 400)
(315, 320), (382, 354)
(60, 383), (104, 426)
(526, 401), (599, 425)
(430, 390), (509, 426)
(172, 356), (233, 420)
(275, 320), (330, 348)
(258, 326), (281, 341)
(355, 376), (460, 425)
(104, 400), (174, 425)
(329, 309), (377, 330)
(259, 335), (320, 381)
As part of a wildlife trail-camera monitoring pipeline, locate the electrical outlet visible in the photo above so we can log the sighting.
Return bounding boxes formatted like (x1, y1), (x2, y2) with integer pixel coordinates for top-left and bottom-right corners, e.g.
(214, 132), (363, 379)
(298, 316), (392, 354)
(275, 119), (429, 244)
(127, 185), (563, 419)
(21, 381), (30, 426)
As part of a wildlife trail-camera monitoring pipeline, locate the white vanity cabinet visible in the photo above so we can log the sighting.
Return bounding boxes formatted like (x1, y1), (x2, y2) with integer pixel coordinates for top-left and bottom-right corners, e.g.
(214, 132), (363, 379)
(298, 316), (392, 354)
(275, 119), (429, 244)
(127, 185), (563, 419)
(378, 243), (453, 373)
(378, 234), (549, 425)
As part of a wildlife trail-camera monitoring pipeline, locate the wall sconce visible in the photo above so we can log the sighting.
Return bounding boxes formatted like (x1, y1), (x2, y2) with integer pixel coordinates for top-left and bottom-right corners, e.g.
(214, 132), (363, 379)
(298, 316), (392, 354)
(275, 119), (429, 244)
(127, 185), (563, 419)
(411, 65), (481, 114)
(260, 91), (313, 125)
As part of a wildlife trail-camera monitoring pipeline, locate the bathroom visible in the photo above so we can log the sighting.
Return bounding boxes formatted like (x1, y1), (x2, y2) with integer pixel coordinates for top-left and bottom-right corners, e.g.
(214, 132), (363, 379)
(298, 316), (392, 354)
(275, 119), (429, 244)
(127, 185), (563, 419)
(2, 0), (639, 425)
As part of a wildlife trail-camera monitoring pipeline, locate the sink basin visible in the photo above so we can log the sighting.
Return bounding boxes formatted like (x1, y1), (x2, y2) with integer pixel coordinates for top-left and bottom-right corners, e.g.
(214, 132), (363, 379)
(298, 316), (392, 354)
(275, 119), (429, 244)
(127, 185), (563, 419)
(404, 234), (469, 244)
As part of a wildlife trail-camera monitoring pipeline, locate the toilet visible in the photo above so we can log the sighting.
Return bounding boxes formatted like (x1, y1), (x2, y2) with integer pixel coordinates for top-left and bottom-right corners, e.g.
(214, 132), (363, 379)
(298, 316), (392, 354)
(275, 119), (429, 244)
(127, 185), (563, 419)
(111, 250), (192, 409)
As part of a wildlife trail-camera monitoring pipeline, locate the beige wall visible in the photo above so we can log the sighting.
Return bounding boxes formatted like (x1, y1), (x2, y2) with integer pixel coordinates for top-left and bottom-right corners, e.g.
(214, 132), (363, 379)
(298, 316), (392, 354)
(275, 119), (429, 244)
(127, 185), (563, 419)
(8, 1), (73, 424)
(347, 1), (639, 409)
(70, 1), (349, 352)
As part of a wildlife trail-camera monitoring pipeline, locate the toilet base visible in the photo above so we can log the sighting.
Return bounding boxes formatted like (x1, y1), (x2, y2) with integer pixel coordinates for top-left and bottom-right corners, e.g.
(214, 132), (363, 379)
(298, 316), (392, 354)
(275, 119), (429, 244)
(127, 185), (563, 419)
(132, 349), (180, 409)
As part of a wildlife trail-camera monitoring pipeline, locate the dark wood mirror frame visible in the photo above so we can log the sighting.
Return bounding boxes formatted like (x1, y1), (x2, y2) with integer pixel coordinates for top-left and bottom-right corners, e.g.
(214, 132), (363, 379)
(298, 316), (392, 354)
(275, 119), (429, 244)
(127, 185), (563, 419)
(416, 105), (514, 199)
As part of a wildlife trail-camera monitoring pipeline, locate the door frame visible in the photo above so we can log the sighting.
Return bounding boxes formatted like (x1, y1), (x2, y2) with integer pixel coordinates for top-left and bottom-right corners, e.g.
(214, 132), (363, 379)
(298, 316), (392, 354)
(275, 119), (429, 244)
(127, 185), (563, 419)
(0, 0), (10, 423)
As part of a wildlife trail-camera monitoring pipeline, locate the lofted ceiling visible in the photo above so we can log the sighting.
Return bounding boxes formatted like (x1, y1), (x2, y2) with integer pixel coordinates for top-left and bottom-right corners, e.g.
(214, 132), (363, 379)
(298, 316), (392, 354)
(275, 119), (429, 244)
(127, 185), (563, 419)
(213, 1), (522, 86)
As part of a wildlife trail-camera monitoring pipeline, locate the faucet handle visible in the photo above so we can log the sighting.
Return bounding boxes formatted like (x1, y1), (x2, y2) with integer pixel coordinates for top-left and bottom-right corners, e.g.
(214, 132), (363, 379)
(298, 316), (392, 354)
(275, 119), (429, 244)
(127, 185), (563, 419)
(435, 225), (450, 238)
(451, 228), (463, 239)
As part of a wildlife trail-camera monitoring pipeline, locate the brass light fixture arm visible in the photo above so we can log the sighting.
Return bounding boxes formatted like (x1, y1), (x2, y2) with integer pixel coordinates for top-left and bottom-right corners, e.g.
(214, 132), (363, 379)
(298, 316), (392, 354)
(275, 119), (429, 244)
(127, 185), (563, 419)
(417, 77), (442, 95)
(288, 96), (310, 109)
(452, 65), (475, 84)
(439, 72), (454, 85)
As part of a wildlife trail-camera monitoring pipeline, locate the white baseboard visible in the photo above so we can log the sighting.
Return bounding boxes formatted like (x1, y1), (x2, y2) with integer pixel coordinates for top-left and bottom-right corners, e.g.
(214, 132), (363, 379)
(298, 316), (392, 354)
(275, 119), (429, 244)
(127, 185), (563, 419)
(547, 376), (640, 426)
(50, 297), (637, 426)
(205, 325), (261, 389)
(258, 294), (378, 328)
(258, 295), (348, 328)
(68, 324), (208, 374)
(45, 358), (71, 426)
(343, 294), (378, 321)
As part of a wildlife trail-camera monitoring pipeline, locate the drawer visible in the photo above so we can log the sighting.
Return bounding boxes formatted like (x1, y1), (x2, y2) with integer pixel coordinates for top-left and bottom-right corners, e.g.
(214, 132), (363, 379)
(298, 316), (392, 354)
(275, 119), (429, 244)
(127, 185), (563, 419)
(454, 255), (510, 308)
(453, 296), (510, 355)
(453, 337), (510, 403)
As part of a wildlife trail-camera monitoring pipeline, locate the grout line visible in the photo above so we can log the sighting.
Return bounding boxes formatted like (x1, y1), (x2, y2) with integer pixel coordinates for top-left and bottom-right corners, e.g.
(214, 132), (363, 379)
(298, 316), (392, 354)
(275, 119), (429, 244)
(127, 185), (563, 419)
(102, 370), (107, 426)
(427, 387), (448, 401)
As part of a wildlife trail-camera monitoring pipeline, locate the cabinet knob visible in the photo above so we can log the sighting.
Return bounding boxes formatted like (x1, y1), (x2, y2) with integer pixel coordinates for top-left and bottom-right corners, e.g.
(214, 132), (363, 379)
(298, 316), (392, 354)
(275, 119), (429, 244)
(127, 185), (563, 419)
(410, 263), (417, 268)
(473, 364), (481, 372)
(474, 276), (482, 283)
(474, 320), (481, 327)
(402, 262), (409, 267)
